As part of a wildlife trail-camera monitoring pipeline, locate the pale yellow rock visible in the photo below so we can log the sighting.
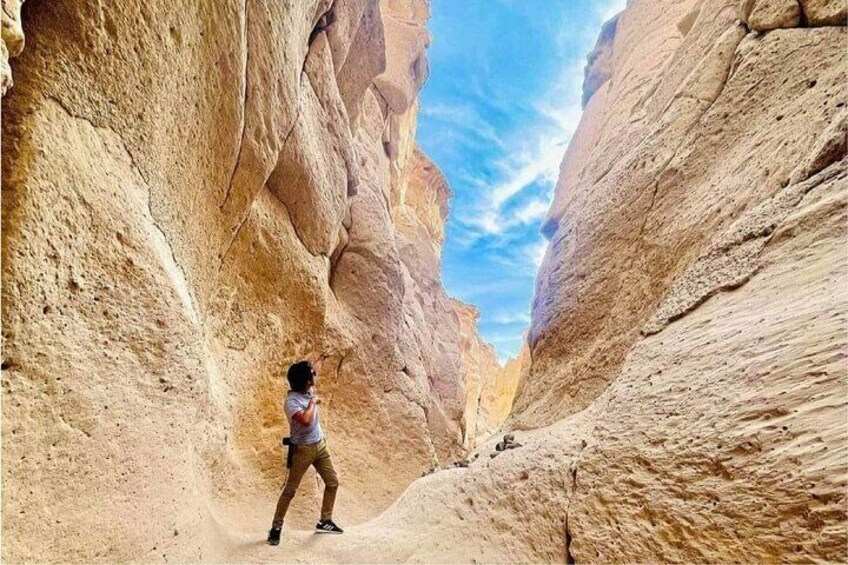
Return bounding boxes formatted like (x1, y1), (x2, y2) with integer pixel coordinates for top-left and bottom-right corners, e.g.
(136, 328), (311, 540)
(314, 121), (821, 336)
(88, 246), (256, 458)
(514, 0), (847, 560)
(741, 0), (803, 30)
(1, 0), (501, 561)
(451, 300), (502, 449)
(383, 0), (431, 24)
(335, 0), (387, 122)
(3, 0), (847, 562)
(395, 146), (449, 252)
(0, 0), (24, 95)
(521, 0), (845, 429)
(582, 14), (619, 107)
(799, 0), (847, 24)
(373, 6), (430, 114)
(254, 2), (848, 560)
(477, 341), (528, 441)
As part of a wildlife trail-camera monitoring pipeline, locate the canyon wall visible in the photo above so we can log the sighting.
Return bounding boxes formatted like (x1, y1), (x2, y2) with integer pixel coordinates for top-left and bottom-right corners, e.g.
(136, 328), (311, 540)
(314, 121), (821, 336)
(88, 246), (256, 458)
(510, 0), (848, 560)
(477, 340), (527, 442)
(515, 0), (847, 431)
(269, 0), (846, 563)
(2, 0), (845, 563)
(1, 0), (502, 561)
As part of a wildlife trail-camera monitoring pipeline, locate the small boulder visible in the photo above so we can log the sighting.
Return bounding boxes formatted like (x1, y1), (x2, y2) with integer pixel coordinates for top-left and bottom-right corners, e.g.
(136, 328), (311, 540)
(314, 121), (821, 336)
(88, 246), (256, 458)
(740, 0), (802, 31)
(798, 0), (847, 25)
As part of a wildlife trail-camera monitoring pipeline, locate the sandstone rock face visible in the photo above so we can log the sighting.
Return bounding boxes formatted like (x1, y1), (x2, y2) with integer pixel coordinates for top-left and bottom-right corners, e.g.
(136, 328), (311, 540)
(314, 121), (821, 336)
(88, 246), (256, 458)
(274, 1), (845, 562)
(741, 0), (847, 29)
(740, 0), (803, 31)
(451, 300), (502, 449)
(1, 0), (500, 561)
(799, 0), (847, 24)
(477, 341), (528, 442)
(3, 0), (846, 562)
(0, 0), (24, 95)
(510, 0), (847, 560)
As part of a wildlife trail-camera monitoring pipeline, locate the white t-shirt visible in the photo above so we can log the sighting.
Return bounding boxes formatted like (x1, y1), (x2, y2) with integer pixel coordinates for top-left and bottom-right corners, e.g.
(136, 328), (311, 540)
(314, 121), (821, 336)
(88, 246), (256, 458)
(284, 391), (323, 445)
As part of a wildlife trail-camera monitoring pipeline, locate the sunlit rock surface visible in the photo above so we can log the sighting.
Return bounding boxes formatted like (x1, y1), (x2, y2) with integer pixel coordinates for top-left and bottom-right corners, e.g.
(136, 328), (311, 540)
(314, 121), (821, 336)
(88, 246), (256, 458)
(477, 341), (528, 442)
(245, 1), (846, 562)
(0, 0), (502, 561)
(2, 0), (845, 562)
(515, 0), (847, 560)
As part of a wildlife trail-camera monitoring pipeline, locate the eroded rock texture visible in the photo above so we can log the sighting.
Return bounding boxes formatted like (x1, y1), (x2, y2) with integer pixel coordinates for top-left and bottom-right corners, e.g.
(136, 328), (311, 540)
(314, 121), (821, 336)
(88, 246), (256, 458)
(1, 0), (501, 561)
(3, 0), (845, 562)
(452, 300), (505, 448)
(476, 340), (528, 442)
(514, 0), (847, 560)
(266, 1), (846, 563)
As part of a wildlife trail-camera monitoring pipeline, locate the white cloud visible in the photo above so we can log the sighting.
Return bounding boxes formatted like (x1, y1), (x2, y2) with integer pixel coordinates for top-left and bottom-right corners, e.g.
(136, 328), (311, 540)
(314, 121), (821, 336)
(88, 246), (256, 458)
(455, 1), (628, 244)
(527, 238), (549, 270)
(421, 102), (505, 149)
(597, 0), (627, 23)
(490, 310), (532, 325)
(458, 125), (570, 237)
(513, 198), (551, 225)
(486, 234), (550, 275)
(428, 0), (631, 360)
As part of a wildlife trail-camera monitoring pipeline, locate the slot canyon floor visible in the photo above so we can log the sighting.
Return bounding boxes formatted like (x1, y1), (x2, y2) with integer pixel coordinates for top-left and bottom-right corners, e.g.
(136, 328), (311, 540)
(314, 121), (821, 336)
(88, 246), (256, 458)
(199, 418), (591, 565)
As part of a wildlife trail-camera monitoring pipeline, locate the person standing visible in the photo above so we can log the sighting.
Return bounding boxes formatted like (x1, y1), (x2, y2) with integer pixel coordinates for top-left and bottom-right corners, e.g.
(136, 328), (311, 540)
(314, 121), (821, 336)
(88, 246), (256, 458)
(268, 360), (343, 546)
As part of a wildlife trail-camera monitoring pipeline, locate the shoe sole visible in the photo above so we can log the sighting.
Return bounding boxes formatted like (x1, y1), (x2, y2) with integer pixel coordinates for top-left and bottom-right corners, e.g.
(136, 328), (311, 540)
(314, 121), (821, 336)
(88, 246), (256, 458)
(267, 540), (281, 545)
(314, 530), (343, 535)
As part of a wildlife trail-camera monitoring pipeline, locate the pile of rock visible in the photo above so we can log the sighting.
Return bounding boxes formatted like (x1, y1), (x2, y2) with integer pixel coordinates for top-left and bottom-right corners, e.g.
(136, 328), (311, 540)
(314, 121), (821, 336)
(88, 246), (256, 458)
(450, 453), (479, 468)
(490, 434), (522, 458)
(420, 453), (480, 476)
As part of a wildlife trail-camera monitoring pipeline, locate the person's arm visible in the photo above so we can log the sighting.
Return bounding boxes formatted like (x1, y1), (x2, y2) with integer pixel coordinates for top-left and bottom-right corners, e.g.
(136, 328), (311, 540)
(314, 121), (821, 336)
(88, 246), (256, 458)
(292, 394), (320, 426)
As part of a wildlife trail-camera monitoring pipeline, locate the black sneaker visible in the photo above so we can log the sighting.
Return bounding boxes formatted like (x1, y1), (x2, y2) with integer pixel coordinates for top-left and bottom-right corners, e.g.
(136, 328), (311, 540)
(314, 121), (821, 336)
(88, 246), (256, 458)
(315, 519), (344, 534)
(267, 527), (281, 545)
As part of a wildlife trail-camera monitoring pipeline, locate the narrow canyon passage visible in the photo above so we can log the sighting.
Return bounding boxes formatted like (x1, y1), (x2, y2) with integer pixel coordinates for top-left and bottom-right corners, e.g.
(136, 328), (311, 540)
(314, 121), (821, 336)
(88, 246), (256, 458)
(2, 0), (846, 563)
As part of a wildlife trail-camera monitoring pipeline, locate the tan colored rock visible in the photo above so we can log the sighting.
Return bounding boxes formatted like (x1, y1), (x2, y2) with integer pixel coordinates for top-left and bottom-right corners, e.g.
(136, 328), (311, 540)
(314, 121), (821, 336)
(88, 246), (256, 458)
(451, 300), (502, 449)
(1, 0), (500, 561)
(335, 0), (387, 122)
(513, 0), (847, 560)
(383, 0), (431, 24)
(799, 0), (847, 25)
(522, 0), (845, 429)
(373, 5), (430, 114)
(317, 160), (844, 564)
(477, 341), (528, 441)
(267, 31), (353, 257)
(251, 0), (847, 560)
(4, 0), (845, 562)
(677, 0), (705, 36)
(740, 0), (802, 30)
(257, 1), (846, 561)
(395, 147), (450, 252)
(0, 0), (24, 95)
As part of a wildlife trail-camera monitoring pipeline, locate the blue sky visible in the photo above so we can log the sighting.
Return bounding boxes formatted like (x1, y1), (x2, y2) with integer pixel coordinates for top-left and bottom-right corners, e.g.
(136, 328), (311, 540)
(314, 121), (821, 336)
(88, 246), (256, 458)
(417, 0), (626, 362)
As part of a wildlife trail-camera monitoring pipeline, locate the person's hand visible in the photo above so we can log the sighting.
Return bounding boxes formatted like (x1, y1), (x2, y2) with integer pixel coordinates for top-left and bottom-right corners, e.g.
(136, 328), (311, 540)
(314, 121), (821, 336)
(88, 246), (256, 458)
(308, 386), (321, 403)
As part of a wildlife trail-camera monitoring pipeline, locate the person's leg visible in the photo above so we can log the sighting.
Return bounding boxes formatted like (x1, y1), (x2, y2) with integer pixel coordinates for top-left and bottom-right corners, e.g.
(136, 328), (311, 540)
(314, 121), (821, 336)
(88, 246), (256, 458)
(312, 440), (339, 522)
(272, 445), (314, 528)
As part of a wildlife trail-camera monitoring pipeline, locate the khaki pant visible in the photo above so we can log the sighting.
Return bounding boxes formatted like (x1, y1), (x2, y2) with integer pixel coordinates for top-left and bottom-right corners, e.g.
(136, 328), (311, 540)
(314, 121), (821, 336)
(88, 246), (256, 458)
(272, 438), (338, 527)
